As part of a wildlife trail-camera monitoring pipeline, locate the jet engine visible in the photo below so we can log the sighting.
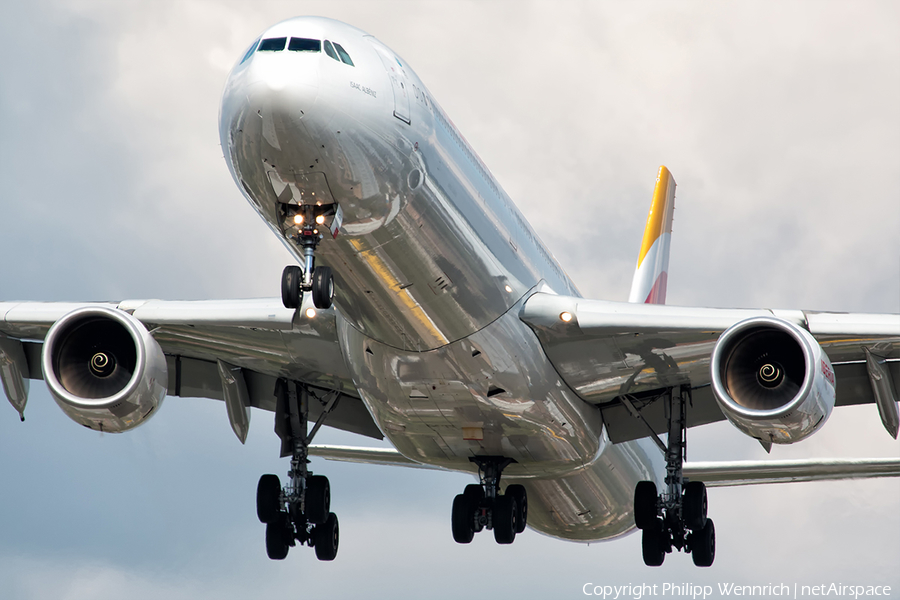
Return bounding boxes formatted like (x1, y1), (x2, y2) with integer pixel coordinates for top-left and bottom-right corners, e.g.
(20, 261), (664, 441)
(710, 316), (835, 445)
(41, 306), (167, 432)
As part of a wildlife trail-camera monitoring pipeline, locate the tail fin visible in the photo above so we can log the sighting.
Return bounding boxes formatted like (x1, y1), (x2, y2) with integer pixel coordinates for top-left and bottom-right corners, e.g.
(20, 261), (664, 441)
(628, 166), (676, 304)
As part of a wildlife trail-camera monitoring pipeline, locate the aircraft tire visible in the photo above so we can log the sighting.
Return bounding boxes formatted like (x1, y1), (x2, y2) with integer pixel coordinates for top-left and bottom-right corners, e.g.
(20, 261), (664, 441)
(641, 518), (666, 566)
(506, 484), (528, 534)
(493, 495), (517, 545)
(463, 484), (485, 532)
(691, 518), (715, 567)
(683, 481), (708, 531)
(306, 475), (331, 525)
(463, 484), (484, 503)
(312, 266), (334, 309)
(281, 265), (302, 309)
(633, 481), (658, 530)
(451, 494), (475, 543)
(265, 513), (290, 560)
(314, 512), (339, 561)
(256, 474), (282, 524)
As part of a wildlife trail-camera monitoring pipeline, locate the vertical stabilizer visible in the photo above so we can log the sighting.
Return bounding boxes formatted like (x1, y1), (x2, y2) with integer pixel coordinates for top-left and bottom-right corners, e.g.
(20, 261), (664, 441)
(628, 166), (676, 304)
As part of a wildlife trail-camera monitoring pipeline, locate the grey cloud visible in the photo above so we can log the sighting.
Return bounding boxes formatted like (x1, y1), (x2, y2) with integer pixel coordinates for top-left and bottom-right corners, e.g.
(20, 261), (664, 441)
(0, 2), (898, 598)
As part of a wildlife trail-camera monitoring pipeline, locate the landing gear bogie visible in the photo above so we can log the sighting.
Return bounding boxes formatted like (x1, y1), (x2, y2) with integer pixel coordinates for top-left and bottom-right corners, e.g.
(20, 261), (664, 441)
(257, 379), (342, 561)
(633, 385), (717, 567)
(450, 456), (527, 546)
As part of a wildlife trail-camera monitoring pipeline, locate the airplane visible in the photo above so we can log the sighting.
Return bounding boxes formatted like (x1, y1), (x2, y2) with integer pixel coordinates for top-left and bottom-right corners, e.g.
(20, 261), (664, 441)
(1, 15), (898, 569)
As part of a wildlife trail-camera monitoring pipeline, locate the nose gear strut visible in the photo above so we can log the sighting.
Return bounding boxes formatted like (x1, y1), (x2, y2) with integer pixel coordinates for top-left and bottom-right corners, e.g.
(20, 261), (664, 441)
(281, 203), (338, 310)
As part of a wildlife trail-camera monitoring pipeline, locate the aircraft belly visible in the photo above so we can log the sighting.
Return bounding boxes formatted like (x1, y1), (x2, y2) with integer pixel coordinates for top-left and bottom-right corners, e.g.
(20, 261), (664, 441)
(509, 436), (662, 542)
(337, 304), (610, 477)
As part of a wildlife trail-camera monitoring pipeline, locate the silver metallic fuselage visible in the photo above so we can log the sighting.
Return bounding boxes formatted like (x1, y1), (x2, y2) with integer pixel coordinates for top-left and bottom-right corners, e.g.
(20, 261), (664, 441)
(219, 16), (661, 541)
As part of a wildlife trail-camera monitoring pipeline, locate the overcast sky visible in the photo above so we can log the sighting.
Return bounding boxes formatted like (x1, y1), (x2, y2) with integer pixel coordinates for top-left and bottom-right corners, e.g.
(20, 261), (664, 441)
(1, 2), (898, 599)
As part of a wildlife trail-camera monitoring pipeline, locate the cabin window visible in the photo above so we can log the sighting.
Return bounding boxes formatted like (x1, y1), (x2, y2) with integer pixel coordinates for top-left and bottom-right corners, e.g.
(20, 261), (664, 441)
(289, 38), (321, 52)
(258, 37), (287, 52)
(333, 42), (354, 66)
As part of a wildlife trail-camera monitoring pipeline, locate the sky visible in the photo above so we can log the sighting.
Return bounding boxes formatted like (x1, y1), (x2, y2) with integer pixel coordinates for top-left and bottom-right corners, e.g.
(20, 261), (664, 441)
(1, 1), (899, 598)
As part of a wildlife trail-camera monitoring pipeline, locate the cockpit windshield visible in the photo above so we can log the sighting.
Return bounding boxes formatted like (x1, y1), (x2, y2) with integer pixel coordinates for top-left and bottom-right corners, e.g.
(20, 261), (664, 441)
(254, 36), (353, 67)
(258, 37), (287, 52)
(288, 38), (321, 52)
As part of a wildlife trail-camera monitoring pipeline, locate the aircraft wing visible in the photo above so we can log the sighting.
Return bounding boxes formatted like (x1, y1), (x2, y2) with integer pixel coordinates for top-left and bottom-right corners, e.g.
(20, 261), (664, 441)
(519, 292), (900, 443)
(0, 299), (383, 441)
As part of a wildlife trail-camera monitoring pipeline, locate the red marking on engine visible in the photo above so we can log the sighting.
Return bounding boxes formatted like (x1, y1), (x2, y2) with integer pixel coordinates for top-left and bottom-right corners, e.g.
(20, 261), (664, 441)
(821, 360), (835, 387)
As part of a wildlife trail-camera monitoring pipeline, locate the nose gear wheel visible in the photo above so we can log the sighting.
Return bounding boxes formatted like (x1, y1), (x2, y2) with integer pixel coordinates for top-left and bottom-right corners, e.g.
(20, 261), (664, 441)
(280, 204), (338, 310)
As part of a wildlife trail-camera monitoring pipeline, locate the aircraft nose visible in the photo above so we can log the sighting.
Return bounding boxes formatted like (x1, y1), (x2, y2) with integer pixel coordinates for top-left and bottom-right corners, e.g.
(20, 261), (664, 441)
(219, 51), (320, 153)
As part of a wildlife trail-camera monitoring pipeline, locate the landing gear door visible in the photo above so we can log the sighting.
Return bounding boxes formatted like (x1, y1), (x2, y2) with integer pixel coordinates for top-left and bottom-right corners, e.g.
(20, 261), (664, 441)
(367, 39), (411, 125)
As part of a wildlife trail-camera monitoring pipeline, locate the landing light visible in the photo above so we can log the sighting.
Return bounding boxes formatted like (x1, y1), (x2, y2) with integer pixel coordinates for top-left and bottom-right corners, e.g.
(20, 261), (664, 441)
(560, 311), (573, 323)
(294, 214), (304, 225)
(504, 285), (512, 293)
(305, 307), (317, 319)
(316, 215), (325, 225)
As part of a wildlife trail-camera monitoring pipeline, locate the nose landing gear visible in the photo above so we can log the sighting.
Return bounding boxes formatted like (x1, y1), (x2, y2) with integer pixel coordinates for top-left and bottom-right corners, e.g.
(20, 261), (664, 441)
(281, 204), (338, 310)
(451, 456), (528, 545)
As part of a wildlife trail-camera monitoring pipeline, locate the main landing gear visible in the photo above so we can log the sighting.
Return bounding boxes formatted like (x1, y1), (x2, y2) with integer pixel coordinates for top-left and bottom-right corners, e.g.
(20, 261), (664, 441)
(451, 456), (528, 545)
(281, 203), (336, 310)
(257, 379), (342, 561)
(633, 385), (715, 567)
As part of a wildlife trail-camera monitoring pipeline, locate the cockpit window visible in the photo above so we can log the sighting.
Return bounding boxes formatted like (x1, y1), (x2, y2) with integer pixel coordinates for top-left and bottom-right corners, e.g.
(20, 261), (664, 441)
(289, 38), (321, 52)
(323, 40), (339, 61)
(240, 38), (260, 64)
(258, 37), (287, 52)
(333, 42), (354, 66)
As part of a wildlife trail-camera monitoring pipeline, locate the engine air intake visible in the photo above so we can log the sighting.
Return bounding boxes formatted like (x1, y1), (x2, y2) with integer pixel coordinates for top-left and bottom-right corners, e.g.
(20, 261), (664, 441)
(722, 328), (805, 410)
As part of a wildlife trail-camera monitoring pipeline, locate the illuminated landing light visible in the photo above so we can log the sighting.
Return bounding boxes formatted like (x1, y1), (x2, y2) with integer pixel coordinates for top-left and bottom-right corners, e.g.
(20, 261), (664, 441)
(559, 311), (573, 323)
(504, 285), (513, 293)
(294, 214), (304, 225)
(315, 215), (325, 225)
(305, 307), (317, 319)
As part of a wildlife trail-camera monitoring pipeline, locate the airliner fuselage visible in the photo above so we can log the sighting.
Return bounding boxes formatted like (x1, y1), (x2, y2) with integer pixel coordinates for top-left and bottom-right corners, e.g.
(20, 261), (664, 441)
(219, 16), (661, 541)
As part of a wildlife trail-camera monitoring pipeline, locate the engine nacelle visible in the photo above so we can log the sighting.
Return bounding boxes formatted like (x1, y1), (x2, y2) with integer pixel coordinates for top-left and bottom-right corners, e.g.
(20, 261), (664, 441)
(710, 316), (835, 445)
(41, 306), (167, 433)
